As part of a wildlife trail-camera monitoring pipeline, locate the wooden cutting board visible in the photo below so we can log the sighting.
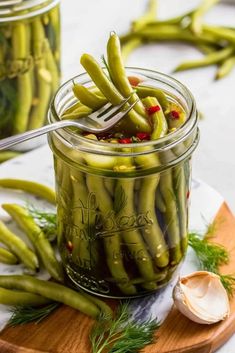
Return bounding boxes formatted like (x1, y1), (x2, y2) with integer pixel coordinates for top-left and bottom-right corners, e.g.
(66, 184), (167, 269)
(0, 202), (235, 353)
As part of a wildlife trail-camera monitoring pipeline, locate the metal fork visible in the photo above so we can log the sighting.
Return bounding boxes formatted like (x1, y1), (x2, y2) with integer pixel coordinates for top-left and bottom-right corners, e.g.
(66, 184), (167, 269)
(0, 95), (137, 151)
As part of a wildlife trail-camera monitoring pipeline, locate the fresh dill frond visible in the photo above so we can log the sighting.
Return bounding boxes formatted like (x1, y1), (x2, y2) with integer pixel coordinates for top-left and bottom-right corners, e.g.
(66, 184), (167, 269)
(220, 274), (235, 297)
(188, 232), (235, 296)
(9, 303), (60, 326)
(90, 301), (159, 353)
(27, 205), (57, 242)
(188, 232), (229, 273)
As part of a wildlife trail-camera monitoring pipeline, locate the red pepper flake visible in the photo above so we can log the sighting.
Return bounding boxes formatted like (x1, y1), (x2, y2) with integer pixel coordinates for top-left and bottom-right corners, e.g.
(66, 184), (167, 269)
(66, 241), (73, 253)
(170, 110), (180, 120)
(118, 138), (132, 144)
(146, 105), (161, 115)
(136, 132), (150, 140)
(186, 191), (190, 199)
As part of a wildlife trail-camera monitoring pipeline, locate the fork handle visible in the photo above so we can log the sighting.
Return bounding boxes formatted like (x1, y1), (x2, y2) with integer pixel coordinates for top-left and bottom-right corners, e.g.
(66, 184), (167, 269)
(0, 120), (76, 151)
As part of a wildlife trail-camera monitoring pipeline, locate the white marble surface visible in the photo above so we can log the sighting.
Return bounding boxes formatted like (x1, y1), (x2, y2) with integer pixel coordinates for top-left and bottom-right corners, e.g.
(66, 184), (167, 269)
(60, 0), (235, 213)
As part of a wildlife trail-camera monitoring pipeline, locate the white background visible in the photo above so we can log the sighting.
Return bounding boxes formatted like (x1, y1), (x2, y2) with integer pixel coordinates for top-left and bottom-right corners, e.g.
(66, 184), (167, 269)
(60, 0), (235, 212)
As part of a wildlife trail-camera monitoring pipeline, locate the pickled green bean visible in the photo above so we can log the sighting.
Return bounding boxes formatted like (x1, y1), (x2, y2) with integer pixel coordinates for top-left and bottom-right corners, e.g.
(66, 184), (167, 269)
(134, 85), (169, 111)
(0, 248), (18, 265)
(72, 84), (107, 110)
(0, 220), (38, 271)
(0, 287), (51, 306)
(115, 179), (158, 290)
(159, 173), (182, 265)
(2, 204), (64, 282)
(12, 23), (32, 134)
(29, 18), (51, 129)
(0, 275), (102, 318)
(138, 177), (169, 268)
(80, 53), (150, 133)
(107, 33), (147, 117)
(86, 174), (136, 295)
(0, 179), (56, 204)
(142, 97), (168, 139)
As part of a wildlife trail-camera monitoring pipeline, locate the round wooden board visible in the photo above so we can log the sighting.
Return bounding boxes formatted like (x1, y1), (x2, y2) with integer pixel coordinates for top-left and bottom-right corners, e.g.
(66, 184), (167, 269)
(0, 202), (235, 353)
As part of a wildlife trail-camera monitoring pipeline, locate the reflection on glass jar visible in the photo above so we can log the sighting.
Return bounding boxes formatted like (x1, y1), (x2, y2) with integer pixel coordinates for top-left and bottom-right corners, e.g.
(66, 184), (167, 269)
(0, 0), (60, 147)
(49, 68), (199, 298)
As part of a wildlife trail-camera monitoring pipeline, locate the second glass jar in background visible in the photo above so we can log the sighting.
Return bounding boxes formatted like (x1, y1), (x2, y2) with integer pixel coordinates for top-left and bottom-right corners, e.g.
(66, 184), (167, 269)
(0, 0), (61, 149)
(49, 68), (199, 298)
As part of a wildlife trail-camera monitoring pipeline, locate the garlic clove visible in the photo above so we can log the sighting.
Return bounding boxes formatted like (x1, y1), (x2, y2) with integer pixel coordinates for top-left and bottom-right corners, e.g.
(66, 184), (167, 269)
(173, 271), (230, 324)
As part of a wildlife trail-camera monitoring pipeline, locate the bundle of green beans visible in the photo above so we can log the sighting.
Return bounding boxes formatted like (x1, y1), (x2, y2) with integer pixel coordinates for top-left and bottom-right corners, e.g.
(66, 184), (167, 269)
(0, 4), (60, 140)
(0, 179), (112, 320)
(120, 0), (235, 80)
(50, 32), (192, 297)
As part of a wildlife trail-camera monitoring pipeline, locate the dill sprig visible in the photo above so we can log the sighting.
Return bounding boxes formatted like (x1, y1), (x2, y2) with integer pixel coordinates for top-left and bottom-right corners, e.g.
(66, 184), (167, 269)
(27, 205), (57, 242)
(220, 275), (235, 296)
(90, 302), (159, 353)
(9, 303), (60, 326)
(188, 232), (229, 272)
(189, 231), (235, 296)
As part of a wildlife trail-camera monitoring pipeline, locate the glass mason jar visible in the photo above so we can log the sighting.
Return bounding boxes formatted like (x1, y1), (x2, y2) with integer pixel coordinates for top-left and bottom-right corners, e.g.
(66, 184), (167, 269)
(48, 68), (199, 298)
(0, 0), (60, 150)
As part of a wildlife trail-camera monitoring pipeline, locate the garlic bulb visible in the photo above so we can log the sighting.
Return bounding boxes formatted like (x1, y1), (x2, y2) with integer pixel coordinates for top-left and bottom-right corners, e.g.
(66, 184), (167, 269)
(173, 271), (230, 324)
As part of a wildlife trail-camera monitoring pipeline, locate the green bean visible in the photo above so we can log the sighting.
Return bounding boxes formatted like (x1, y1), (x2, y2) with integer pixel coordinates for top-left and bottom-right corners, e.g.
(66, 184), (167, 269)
(0, 275), (102, 318)
(0, 248), (18, 265)
(190, 0), (219, 35)
(72, 84), (107, 110)
(62, 101), (85, 115)
(80, 53), (151, 133)
(134, 85), (169, 111)
(0, 287), (51, 306)
(2, 204), (64, 282)
(132, 0), (157, 32)
(115, 179), (158, 290)
(134, 25), (217, 45)
(12, 23), (32, 134)
(173, 164), (188, 253)
(61, 106), (92, 120)
(204, 25), (235, 43)
(197, 43), (219, 55)
(107, 33), (147, 117)
(104, 178), (115, 196)
(121, 38), (143, 63)
(174, 45), (234, 72)
(0, 220), (38, 271)
(142, 97), (168, 139)
(81, 292), (113, 318)
(0, 151), (21, 163)
(0, 179), (56, 204)
(29, 18), (51, 130)
(49, 5), (60, 65)
(86, 174), (136, 295)
(155, 187), (166, 213)
(159, 172), (182, 265)
(215, 54), (235, 80)
(138, 176), (169, 268)
(44, 38), (60, 93)
(69, 170), (94, 268)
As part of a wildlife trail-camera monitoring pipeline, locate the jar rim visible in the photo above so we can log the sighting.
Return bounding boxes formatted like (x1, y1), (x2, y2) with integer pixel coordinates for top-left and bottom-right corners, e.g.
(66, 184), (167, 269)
(49, 67), (198, 156)
(0, 0), (60, 22)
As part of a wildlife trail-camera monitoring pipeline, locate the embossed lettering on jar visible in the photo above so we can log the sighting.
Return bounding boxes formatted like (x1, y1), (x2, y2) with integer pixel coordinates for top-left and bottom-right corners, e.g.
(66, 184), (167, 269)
(48, 68), (199, 299)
